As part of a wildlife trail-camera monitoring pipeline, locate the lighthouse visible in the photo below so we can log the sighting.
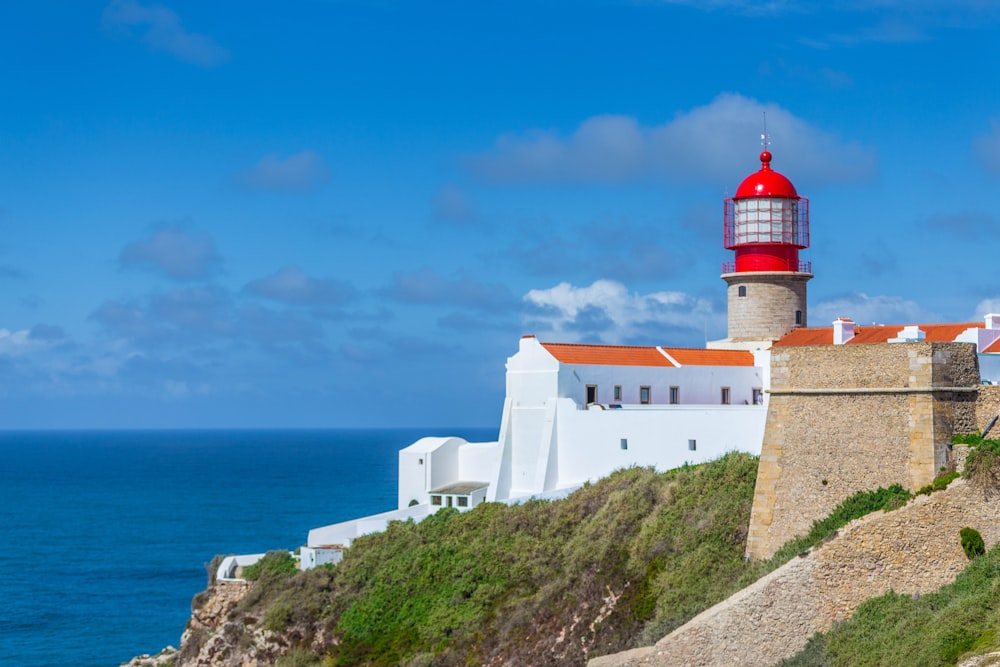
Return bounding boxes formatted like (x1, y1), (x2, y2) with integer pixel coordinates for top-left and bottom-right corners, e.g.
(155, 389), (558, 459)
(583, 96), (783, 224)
(710, 148), (812, 350)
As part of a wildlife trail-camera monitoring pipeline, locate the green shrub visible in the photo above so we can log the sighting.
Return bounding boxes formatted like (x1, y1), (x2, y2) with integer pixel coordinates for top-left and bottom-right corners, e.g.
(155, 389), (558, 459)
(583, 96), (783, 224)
(264, 602), (295, 632)
(961, 527), (986, 559)
(916, 471), (960, 496)
(953, 433), (985, 445)
(964, 439), (1000, 494)
(243, 550), (298, 581)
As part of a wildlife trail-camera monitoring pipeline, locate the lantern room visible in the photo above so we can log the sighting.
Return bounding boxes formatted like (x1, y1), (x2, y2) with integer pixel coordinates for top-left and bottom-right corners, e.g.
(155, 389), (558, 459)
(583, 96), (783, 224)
(723, 150), (810, 274)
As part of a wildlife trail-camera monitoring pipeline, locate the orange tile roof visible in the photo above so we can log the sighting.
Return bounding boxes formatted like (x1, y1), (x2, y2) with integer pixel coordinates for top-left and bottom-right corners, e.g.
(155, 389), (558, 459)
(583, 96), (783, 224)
(775, 322), (983, 347)
(539, 342), (754, 367)
(541, 343), (675, 366)
(661, 347), (755, 366)
(984, 338), (1000, 354)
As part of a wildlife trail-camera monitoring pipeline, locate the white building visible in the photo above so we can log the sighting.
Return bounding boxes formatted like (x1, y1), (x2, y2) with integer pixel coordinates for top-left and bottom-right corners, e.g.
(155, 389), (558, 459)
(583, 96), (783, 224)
(303, 336), (770, 556)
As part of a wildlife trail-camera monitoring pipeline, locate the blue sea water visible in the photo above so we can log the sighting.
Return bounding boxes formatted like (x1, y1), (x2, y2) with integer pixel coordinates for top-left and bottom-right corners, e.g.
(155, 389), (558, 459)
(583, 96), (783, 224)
(0, 427), (494, 667)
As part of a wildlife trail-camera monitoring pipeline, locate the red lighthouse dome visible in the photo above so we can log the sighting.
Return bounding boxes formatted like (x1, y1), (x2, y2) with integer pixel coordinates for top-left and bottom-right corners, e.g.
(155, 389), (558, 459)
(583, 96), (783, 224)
(723, 150), (810, 274)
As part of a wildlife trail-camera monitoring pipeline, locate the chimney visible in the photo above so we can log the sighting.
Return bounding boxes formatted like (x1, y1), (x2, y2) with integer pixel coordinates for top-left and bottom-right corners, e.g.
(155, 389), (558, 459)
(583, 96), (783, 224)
(833, 317), (855, 345)
(986, 314), (1000, 330)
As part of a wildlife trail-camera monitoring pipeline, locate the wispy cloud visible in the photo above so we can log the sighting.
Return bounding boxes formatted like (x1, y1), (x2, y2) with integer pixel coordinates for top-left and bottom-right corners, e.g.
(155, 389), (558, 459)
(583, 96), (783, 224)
(243, 265), (357, 306)
(432, 183), (479, 224)
(382, 267), (518, 312)
(467, 94), (876, 187)
(973, 120), (1000, 177)
(119, 225), (222, 281)
(236, 150), (331, 192)
(101, 0), (230, 67)
(810, 292), (925, 326)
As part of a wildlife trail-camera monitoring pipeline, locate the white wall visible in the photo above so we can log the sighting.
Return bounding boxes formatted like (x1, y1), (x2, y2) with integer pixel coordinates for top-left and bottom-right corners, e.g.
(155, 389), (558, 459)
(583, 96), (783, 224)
(555, 363), (764, 406)
(553, 400), (766, 490)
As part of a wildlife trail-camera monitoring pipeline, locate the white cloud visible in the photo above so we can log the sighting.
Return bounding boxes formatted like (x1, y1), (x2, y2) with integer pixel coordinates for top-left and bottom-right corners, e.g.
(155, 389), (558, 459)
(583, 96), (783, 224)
(810, 292), (924, 326)
(0, 327), (63, 357)
(523, 279), (717, 344)
(101, 0), (230, 67)
(973, 298), (1000, 319)
(467, 94), (876, 186)
(237, 150), (331, 192)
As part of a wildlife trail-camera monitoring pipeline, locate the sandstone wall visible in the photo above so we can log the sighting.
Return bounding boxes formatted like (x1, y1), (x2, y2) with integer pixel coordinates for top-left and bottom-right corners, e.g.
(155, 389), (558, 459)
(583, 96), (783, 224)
(746, 342), (980, 560)
(976, 385), (1000, 434)
(589, 478), (1000, 667)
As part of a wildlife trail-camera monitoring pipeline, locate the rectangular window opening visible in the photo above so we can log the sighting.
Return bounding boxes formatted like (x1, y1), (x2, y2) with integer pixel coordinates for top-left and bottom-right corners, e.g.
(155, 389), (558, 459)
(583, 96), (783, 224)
(738, 285), (747, 298)
(640, 386), (651, 404)
(586, 384), (598, 404)
(688, 439), (697, 451)
(620, 438), (628, 450)
(431, 495), (442, 506)
(721, 387), (731, 405)
(613, 385), (622, 401)
(457, 496), (468, 508)
(752, 388), (763, 405)
(446, 496), (453, 508)
(669, 386), (679, 404)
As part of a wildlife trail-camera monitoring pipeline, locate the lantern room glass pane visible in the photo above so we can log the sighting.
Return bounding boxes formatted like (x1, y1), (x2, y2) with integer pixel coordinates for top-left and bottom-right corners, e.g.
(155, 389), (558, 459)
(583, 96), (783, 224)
(733, 197), (799, 244)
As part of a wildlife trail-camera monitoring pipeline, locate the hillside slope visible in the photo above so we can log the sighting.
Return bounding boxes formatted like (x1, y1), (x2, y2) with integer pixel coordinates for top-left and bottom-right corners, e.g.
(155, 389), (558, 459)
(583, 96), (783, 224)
(147, 453), (762, 667)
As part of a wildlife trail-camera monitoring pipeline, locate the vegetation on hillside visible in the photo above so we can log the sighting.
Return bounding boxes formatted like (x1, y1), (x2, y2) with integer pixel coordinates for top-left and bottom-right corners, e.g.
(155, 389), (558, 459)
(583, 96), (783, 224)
(188, 454), (925, 667)
(778, 541), (1000, 667)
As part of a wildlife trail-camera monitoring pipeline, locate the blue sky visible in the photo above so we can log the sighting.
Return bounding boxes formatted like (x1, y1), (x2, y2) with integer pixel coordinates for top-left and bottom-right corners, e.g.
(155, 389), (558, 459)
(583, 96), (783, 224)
(2, 1), (1000, 429)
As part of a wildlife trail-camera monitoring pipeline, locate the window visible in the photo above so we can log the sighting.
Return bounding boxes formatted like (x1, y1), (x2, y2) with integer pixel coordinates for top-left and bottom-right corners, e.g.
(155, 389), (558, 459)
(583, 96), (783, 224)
(721, 387), (731, 405)
(613, 385), (622, 401)
(752, 388), (763, 405)
(457, 496), (468, 508)
(620, 438), (628, 450)
(586, 384), (598, 404)
(795, 310), (803, 325)
(640, 386), (651, 404)
(431, 495), (442, 506)
(669, 386), (680, 404)
(446, 496), (453, 508)
(418, 458), (423, 465)
(688, 439), (697, 451)
(738, 285), (747, 297)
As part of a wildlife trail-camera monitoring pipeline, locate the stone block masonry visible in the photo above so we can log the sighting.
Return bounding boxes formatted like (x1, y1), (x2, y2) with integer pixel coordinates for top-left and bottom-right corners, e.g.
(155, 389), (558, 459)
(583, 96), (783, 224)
(723, 272), (810, 342)
(746, 341), (980, 561)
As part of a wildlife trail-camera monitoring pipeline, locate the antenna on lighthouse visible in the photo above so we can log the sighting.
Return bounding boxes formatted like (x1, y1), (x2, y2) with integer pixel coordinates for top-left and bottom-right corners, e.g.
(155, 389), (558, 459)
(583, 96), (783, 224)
(761, 112), (771, 150)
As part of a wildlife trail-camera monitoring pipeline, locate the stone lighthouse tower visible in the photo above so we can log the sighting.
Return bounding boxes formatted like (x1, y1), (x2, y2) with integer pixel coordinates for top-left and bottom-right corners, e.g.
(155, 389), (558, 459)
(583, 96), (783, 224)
(709, 148), (812, 350)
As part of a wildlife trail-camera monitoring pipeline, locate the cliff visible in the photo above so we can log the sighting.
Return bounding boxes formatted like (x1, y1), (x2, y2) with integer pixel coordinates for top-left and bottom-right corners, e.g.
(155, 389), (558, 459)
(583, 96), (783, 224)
(124, 454), (766, 667)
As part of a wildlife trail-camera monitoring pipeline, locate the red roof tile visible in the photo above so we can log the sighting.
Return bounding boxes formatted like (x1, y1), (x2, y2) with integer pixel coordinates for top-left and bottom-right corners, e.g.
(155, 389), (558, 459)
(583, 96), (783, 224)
(775, 322), (983, 347)
(984, 338), (1000, 354)
(539, 342), (754, 367)
(661, 347), (755, 367)
(541, 343), (674, 366)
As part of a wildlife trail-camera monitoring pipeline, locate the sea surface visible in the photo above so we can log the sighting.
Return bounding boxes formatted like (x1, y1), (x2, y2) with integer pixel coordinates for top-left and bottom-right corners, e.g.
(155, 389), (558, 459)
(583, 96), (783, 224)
(0, 427), (495, 667)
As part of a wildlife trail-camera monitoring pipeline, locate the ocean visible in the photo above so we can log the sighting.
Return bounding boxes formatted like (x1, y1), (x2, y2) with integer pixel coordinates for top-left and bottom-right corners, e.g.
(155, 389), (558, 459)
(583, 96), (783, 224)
(0, 427), (495, 667)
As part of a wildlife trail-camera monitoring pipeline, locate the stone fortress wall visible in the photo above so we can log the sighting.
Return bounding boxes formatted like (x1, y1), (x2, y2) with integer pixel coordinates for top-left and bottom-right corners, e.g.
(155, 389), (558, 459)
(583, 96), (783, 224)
(746, 341), (980, 560)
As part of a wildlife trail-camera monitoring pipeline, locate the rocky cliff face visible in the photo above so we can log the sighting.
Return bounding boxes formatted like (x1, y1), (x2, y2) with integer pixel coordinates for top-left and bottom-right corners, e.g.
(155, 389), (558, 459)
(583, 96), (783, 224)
(123, 579), (337, 667)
